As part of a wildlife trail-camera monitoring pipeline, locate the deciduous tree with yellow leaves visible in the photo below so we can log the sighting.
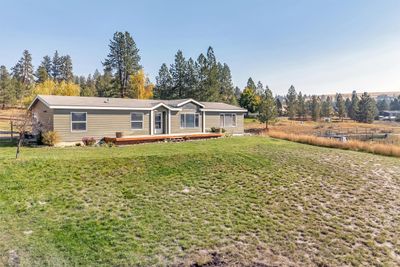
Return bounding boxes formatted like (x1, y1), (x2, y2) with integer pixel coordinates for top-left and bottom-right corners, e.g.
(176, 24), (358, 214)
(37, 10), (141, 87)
(127, 69), (154, 99)
(23, 79), (80, 106)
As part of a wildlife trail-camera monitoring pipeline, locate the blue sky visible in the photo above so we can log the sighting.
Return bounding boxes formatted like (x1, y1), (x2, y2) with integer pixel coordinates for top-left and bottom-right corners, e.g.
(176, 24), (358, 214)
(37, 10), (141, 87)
(1, 0), (400, 95)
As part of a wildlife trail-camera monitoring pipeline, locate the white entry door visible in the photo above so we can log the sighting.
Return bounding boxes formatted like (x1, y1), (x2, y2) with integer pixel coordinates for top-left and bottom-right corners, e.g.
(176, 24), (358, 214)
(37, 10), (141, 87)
(154, 112), (164, 134)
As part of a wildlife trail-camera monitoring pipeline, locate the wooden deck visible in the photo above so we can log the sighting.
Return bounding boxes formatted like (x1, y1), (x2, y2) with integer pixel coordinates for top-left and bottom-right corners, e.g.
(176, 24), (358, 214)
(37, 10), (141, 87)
(103, 133), (223, 145)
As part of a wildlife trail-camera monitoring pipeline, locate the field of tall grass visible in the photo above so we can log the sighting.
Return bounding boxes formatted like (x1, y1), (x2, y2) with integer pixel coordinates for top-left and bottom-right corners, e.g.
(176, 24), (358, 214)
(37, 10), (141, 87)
(267, 130), (400, 157)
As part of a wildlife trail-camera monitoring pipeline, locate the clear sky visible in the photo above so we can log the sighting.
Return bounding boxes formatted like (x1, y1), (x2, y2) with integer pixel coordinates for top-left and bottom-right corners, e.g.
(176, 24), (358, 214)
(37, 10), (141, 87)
(1, 0), (400, 95)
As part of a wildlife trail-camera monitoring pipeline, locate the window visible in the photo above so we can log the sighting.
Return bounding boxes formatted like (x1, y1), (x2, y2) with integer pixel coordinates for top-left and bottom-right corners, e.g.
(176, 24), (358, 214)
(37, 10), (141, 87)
(131, 112), (144, 130)
(71, 112), (87, 131)
(180, 113), (199, 128)
(220, 114), (237, 127)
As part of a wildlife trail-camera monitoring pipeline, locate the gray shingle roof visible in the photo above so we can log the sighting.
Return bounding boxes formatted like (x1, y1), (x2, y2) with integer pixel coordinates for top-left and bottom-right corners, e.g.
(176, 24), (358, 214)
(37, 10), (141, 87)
(32, 95), (247, 111)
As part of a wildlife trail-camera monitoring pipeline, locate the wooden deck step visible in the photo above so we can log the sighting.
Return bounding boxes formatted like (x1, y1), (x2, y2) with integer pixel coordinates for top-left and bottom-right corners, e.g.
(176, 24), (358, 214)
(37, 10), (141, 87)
(104, 133), (223, 145)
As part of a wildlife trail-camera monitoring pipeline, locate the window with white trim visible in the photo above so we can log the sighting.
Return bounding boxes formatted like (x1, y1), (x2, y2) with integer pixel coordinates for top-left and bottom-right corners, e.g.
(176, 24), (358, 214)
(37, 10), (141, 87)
(220, 114), (237, 127)
(131, 112), (144, 130)
(180, 113), (199, 128)
(71, 112), (87, 131)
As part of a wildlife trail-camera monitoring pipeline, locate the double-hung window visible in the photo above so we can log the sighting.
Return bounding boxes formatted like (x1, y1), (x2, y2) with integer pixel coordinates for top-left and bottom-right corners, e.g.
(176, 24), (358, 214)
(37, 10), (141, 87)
(220, 114), (236, 127)
(131, 112), (144, 130)
(180, 113), (199, 128)
(71, 112), (87, 131)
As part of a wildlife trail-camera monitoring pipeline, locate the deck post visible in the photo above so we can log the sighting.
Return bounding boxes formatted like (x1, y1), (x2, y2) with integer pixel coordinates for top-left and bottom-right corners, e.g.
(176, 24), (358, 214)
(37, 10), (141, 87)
(168, 110), (171, 134)
(150, 110), (154, 135)
(202, 111), (206, 133)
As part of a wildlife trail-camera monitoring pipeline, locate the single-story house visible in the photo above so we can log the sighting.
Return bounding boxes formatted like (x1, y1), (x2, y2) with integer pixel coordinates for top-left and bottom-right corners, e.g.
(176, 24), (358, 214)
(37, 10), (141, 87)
(28, 95), (247, 143)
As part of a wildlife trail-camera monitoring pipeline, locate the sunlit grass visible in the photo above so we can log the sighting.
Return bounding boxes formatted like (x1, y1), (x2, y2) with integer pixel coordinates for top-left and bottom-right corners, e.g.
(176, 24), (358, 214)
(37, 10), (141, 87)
(0, 137), (399, 266)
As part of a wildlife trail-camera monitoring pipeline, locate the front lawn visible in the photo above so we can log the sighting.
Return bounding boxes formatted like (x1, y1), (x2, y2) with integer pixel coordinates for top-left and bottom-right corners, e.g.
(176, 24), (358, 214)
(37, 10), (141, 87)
(0, 137), (399, 266)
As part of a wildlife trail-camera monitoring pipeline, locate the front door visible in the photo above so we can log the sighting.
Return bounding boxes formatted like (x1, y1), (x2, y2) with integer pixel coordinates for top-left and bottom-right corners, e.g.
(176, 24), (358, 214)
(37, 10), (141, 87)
(154, 111), (164, 134)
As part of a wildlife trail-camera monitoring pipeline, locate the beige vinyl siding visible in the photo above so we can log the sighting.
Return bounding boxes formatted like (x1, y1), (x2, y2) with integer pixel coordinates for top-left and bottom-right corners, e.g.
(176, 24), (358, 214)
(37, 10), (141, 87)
(204, 111), (244, 134)
(53, 109), (150, 142)
(170, 103), (203, 134)
(31, 100), (53, 132)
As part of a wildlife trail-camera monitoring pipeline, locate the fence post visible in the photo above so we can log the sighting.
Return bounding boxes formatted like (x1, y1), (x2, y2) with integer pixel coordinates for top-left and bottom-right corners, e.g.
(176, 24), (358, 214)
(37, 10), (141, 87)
(10, 121), (13, 139)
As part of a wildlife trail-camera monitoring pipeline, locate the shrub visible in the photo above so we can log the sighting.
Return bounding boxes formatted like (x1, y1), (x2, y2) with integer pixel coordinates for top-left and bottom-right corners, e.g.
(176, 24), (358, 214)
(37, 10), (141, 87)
(42, 131), (60, 146)
(82, 137), (96, 146)
(210, 127), (226, 133)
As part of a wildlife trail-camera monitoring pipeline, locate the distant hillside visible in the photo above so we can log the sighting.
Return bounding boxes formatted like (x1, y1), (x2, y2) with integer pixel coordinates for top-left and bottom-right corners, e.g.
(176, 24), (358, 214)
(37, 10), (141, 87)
(326, 91), (400, 99)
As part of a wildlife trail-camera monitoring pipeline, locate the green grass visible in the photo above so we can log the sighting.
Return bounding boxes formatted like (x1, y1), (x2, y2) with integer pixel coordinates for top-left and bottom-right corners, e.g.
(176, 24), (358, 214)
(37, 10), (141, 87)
(0, 137), (399, 266)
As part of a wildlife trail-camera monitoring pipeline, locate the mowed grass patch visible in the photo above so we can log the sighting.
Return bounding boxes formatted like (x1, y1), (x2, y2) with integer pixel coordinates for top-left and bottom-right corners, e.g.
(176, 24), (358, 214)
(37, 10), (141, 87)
(0, 137), (399, 266)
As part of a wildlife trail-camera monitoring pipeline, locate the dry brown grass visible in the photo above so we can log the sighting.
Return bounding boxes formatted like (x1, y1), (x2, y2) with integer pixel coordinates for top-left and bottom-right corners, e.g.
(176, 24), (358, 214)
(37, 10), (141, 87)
(267, 130), (400, 157)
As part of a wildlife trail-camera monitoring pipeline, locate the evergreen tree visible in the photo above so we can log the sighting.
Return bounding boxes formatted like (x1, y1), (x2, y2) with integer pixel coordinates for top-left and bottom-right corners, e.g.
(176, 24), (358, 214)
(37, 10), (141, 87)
(170, 50), (187, 98)
(103, 31), (141, 98)
(377, 99), (389, 112)
(0, 66), (15, 108)
(345, 97), (351, 115)
(286, 85), (297, 119)
(218, 63), (236, 104)
(348, 90), (359, 120)
(310, 95), (321, 121)
(12, 50), (34, 85)
(321, 96), (334, 118)
(60, 55), (74, 82)
(51, 50), (63, 81)
(336, 93), (346, 120)
(35, 66), (49, 83)
(184, 58), (198, 99)
(246, 78), (256, 91)
(257, 86), (277, 130)
(154, 63), (173, 99)
(80, 74), (97, 96)
(234, 86), (241, 101)
(256, 81), (264, 95)
(389, 96), (400, 110)
(96, 69), (117, 97)
(296, 92), (306, 119)
(203, 47), (220, 101)
(357, 92), (378, 123)
(276, 97), (283, 116)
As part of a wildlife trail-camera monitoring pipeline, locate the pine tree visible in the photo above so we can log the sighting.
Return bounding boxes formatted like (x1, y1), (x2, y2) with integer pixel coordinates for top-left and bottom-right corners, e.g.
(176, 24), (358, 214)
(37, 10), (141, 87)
(348, 90), (359, 120)
(234, 86), (241, 101)
(170, 50), (187, 98)
(321, 96), (334, 118)
(154, 63), (173, 99)
(51, 50), (63, 81)
(257, 86), (277, 130)
(336, 93), (346, 120)
(103, 31), (141, 98)
(310, 95), (321, 121)
(185, 58), (198, 99)
(12, 50), (34, 85)
(286, 85), (297, 119)
(296, 92), (306, 119)
(246, 78), (256, 91)
(377, 99), (389, 112)
(80, 74), (97, 96)
(357, 92), (378, 123)
(60, 55), (74, 82)
(35, 66), (49, 83)
(218, 63), (236, 104)
(390, 97), (400, 110)
(256, 81), (264, 96)
(96, 69), (117, 97)
(0, 66), (15, 108)
(276, 97), (283, 116)
(203, 47), (220, 101)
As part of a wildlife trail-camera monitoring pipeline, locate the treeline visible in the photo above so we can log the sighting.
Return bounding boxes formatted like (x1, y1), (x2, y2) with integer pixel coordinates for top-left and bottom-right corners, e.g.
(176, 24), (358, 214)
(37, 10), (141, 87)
(239, 78), (400, 124)
(0, 31), (155, 108)
(154, 47), (238, 104)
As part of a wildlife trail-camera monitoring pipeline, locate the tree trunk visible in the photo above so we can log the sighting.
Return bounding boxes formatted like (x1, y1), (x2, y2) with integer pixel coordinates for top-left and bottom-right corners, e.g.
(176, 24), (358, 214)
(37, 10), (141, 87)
(265, 121), (269, 131)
